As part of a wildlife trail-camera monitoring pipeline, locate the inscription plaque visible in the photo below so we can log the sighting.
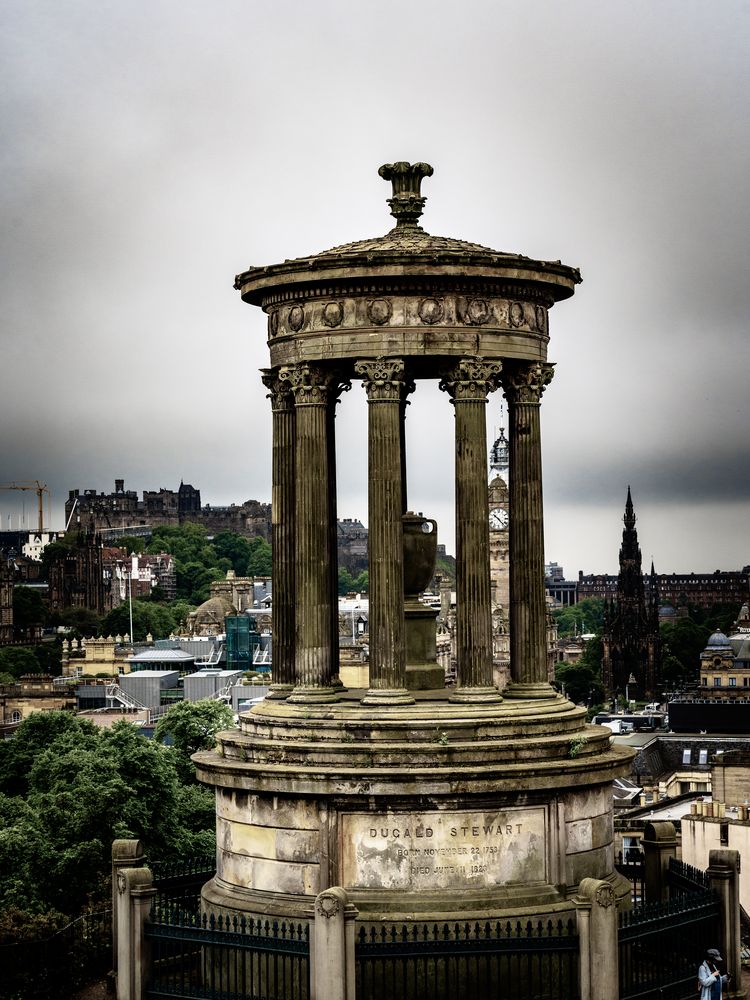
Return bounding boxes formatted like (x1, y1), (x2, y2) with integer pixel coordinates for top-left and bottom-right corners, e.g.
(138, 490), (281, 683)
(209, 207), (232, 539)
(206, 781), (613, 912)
(341, 808), (546, 891)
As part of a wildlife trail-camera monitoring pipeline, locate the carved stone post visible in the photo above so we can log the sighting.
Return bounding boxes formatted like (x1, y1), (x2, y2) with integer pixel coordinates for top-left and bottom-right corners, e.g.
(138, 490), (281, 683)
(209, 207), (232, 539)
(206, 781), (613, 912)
(280, 363), (338, 702)
(261, 370), (296, 699)
(115, 866), (156, 1000)
(641, 820), (677, 903)
(111, 839), (144, 987)
(501, 361), (556, 698)
(355, 358), (413, 704)
(312, 887), (357, 1000)
(575, 878), (618, 1000)
(439, 357), (502, 702)
(708, 849), (745, 994)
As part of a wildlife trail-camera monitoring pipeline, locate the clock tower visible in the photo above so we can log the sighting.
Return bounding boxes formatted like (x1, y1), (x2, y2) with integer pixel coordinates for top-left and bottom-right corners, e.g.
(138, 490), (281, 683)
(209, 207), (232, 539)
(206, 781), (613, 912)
(488, 422), (510, 618)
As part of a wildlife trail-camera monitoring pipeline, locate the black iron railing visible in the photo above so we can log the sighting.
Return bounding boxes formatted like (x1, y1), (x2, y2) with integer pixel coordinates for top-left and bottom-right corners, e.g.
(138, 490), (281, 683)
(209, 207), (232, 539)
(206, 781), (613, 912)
(355, 918), (579, 1000)
(619, 890), (720, 1000)
(146, 898), (310, 1000)
(0, 908), (112, 999)
(615, 849), (645, 905)
(667, 857), (710, 895)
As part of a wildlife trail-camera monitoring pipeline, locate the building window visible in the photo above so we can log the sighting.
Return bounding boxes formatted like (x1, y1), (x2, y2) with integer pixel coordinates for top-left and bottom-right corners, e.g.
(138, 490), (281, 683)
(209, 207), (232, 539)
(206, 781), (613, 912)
(682, 749), (691, 765)
(10, 710), (22, 723)
(702, 677), (708, 686)
(699, 749), (708, 765)
(714, 677), (721, 687)
(729, 677), (736, 687)
(744, 678), (749, 687)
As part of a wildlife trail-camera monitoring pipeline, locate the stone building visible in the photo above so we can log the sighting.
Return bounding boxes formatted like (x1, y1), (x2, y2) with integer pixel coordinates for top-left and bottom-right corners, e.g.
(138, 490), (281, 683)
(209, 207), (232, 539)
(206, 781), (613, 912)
(194, 161), (632, 947)
(697, 602), (750, 698)
(578, 568), (749, 609)
(0, 557), (13, 644)
(48, 524), (111, 615)
(601, 488), (662, 699)
(65, 479), (272, 542)
(0, 673), (76, 723)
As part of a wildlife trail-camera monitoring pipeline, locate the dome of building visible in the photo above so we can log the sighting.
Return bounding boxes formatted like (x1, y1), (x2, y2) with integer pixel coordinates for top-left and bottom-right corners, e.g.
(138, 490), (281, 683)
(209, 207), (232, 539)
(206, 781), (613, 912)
(706, 629), (731, 648)
(194, 595), (236, 622)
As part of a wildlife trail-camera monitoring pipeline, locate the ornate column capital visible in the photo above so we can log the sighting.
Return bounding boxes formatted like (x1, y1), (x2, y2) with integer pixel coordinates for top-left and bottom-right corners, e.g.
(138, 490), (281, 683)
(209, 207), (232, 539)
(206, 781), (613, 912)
(260, 368), (294, 411)
(500, 361), (555, 405)
(438, 357), (502, 402)
(279, 362), (347, 405)
(355, 357), (413, 401)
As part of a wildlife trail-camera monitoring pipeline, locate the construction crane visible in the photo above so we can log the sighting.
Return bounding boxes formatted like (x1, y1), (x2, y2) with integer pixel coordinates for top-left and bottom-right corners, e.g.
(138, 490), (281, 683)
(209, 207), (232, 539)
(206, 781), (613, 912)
(0, 481), (50, 532)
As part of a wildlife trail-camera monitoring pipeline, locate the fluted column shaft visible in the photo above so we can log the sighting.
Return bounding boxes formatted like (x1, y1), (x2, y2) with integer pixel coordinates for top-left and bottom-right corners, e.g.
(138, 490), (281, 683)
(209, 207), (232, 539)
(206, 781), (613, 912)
(501, 361), (555, 698)
(355, 358), (414, 705)
(280, 363), (338, 702)
(327, 374), (351, 686)
(261, 370), (295, 698)
(440, 358), (502, 702)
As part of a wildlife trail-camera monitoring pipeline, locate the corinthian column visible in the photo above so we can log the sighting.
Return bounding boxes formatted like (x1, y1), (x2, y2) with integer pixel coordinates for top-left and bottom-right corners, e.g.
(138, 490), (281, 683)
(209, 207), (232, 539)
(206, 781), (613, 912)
(261, 370), (295, 699)
(500, 361), (556, 699)
(439, 357), (503, 703)
(355, 357), (414, 705)
(327, 372), (351, 689)
(279, 363), (339, 703)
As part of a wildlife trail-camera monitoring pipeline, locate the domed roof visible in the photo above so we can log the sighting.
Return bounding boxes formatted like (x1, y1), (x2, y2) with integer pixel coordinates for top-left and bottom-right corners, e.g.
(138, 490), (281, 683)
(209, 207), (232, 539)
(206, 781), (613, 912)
(193, 595), (237, 623)
(235, 162), (581, 304)
(706, 629), (731, 648)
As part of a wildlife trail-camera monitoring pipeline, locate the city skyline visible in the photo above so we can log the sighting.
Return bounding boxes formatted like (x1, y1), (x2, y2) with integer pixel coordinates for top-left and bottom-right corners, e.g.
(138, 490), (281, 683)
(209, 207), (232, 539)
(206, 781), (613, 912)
(1, 2), (748, 575)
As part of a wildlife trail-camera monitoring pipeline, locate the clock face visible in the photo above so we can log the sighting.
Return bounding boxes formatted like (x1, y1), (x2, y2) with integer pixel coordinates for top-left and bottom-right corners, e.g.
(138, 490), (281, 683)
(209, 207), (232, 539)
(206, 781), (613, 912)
(489, 507), (509, 530)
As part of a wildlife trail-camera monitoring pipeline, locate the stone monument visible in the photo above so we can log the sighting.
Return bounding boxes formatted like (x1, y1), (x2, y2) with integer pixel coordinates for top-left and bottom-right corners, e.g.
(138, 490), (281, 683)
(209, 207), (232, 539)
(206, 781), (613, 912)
(195, 163), (633, 931)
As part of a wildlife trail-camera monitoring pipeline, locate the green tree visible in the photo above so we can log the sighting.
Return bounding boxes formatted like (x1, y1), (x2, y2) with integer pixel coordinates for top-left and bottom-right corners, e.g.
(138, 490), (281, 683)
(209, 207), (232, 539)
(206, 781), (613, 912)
(246, 537), (272, 576)
(338, 567), (354, 595)
(555, 637), (604, 705)
(352, 570), (369, 593)
(553, 598), (605, 638)
(154, 700), (235, 782)
(113, 536), (145, 554)
(660, 618), (711, 684)
(0, 713), (217, 920)
(12, 587), (47, 637)
(0, 647), (39, 682)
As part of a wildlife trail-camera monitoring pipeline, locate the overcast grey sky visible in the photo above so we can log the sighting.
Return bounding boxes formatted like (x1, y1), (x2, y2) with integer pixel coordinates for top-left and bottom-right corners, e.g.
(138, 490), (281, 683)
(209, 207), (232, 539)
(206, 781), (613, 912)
(1, 1), (747, 575)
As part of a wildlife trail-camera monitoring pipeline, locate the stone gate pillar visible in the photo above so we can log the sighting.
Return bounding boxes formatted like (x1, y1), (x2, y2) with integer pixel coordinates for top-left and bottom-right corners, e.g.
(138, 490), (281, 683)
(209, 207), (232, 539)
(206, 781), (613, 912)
(261, 370), (296, 699)
(501, 361), (556, 698)
(440, 357), (502, 702)
(281, 363), (338, 702)
(355, 358), (414, 705)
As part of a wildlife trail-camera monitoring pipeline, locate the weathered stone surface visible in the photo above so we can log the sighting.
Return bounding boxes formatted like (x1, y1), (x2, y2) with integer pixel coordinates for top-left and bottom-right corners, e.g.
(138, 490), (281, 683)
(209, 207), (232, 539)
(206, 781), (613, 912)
(218, 850), (320, 896)
(215, 789), (321, 829)
(218, 817), (320, 863)
(342, 807), (546, 892)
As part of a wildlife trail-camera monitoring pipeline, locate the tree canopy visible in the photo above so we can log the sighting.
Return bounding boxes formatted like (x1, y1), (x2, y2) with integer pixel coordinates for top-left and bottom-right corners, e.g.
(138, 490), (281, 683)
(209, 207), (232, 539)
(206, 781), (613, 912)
(154, 699), (234, 782)
(553, 598), (605, 638)
(0, 711), (219, 920)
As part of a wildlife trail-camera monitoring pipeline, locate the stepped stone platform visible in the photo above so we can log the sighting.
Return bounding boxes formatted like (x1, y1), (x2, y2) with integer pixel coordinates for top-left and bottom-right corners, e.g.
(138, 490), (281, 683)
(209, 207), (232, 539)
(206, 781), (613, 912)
(195, 693), (633, 923)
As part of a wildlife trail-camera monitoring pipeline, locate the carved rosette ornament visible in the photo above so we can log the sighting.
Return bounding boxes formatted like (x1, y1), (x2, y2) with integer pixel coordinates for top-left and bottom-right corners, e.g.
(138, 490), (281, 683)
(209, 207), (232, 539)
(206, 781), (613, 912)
(315, 891), (342, 919)
(261, 369), (294, 412)
(288, 305), (305, 332)
(439, 357), (502, 402)
(279, 363), (341, 405)
(595, 884), (615, 909)
(367, 298), (392, 326)
(322, 301), (344, 328)
(500, 362), (555, 405)
(117, 872), (127, 895)
(418, 297), (444, 325)
(268, 310), (279, 338)
(355, 357), (412, 401)
(465, 298), (491, 325)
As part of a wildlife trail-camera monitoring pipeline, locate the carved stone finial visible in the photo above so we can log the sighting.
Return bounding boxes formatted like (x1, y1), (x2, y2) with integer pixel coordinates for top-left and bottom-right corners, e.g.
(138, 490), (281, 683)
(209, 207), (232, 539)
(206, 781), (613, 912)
(378, 161), (434, 227)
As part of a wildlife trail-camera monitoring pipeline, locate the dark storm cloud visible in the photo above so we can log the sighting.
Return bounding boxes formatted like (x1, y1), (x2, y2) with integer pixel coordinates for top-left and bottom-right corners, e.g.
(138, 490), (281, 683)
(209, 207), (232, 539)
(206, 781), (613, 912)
(0, 0), (748, 572)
